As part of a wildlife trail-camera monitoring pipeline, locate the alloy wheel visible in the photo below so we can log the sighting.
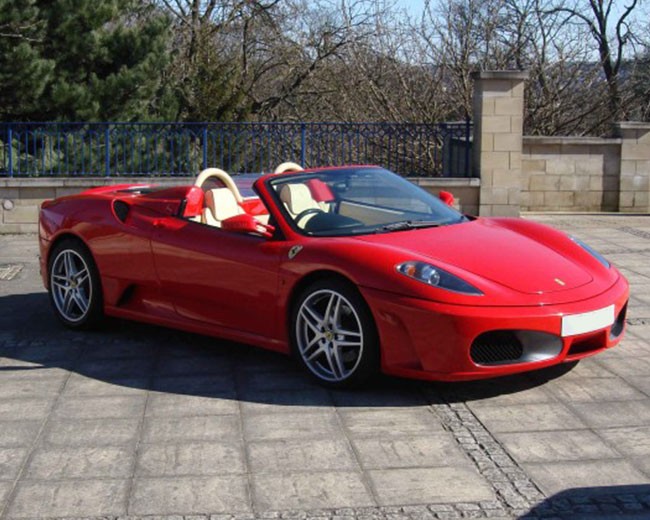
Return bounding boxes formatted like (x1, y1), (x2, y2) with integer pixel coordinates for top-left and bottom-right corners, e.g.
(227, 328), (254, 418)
(295, 288), (364, 382)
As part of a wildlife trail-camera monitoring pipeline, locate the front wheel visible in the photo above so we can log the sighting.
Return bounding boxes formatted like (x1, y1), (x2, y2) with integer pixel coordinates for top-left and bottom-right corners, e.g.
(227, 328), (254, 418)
(48, 239), (103, 329)
(291, 278), (379, 388)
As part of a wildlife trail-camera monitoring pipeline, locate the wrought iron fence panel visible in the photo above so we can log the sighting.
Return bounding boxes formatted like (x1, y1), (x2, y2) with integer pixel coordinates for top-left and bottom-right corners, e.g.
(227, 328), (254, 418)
(0, 121), (472, 178)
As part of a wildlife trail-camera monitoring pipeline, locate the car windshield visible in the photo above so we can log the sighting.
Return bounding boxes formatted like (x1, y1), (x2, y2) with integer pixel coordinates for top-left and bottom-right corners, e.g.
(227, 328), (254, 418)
(267, 167), (467, 237)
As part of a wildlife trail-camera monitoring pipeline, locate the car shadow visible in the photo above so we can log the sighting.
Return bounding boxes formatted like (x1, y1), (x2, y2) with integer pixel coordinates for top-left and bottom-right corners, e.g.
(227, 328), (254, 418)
(521, 484), (650, 518)
(0, 292), (575, 407)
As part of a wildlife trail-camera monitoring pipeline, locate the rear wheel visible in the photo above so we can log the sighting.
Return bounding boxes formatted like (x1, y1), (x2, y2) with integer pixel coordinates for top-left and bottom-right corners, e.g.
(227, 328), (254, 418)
(48, 239), (103, 329)
(291, 278), (379, 388)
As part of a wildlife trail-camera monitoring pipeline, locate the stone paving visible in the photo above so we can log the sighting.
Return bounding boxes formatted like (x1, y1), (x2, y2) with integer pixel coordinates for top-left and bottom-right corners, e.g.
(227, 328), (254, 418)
(0, 214), (649, 519)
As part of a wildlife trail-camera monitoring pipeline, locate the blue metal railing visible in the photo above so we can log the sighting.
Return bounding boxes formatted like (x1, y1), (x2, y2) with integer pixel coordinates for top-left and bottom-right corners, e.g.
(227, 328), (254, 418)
(0, 121), (473, 178)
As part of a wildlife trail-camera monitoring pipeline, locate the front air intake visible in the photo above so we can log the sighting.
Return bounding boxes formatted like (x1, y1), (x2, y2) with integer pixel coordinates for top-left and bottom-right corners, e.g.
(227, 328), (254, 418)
(470, 331), (524, 365)
(610, 302), (627, 339)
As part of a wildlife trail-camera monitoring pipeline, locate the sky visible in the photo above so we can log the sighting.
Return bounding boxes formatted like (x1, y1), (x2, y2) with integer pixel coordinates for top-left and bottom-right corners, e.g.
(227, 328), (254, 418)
(395, 0), (425, 17)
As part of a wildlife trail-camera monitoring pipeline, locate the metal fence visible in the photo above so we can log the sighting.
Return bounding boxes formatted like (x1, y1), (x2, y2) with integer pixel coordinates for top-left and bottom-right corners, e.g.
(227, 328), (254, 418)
(0, 121), (473, 178)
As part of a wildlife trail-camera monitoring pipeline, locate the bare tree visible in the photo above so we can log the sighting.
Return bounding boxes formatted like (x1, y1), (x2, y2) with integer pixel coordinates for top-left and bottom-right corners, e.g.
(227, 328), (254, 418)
(546, 0), (641, 125)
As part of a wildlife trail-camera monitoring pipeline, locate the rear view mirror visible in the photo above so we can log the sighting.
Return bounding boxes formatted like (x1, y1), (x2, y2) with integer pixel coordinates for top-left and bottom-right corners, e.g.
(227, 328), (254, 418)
(439, 190), (455, 207)
(221, 214), (275, 238)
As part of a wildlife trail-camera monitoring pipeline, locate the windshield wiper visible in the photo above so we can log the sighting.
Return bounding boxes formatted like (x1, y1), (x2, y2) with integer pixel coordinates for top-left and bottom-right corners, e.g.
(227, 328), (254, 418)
(375, 220), (443, 233)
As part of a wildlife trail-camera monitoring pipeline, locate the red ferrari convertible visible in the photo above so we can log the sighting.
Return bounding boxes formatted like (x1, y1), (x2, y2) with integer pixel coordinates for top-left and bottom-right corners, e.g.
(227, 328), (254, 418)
(39, 163), (629, 387)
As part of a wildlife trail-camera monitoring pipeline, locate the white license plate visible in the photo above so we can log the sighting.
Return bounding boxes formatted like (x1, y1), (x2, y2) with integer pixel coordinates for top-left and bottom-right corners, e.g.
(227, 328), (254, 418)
(561, 305), (615, 337)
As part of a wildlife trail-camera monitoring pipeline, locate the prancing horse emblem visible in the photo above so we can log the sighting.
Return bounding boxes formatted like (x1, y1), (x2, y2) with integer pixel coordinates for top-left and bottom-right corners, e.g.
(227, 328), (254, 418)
(554, 278), (566, 286)
(288, 245), (303, 260)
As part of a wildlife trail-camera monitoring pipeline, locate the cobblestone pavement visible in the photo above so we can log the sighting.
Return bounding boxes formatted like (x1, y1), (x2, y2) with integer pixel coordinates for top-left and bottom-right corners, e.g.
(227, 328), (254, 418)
(1, 214), (650, 520)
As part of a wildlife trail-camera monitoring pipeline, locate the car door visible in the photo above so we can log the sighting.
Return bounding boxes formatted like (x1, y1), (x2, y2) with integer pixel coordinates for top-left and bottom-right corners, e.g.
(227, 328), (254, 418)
(150, 217), (283, 342)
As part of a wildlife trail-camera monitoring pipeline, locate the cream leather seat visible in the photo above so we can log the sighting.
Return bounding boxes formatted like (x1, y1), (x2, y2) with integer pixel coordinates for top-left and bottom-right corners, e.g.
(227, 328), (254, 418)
(203, 187), (244, 227)
(280, 184), (320, 216)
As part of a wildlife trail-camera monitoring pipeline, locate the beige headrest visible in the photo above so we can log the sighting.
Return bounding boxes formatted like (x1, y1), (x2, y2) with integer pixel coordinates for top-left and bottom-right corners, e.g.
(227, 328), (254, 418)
(206, 188), (242, 221)
(279, 184), (319, 215)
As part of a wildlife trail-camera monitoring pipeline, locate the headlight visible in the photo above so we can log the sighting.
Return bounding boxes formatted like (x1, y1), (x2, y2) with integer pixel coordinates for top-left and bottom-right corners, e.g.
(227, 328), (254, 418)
(571, 237), (610, 269)
(396, 261), (483, 295)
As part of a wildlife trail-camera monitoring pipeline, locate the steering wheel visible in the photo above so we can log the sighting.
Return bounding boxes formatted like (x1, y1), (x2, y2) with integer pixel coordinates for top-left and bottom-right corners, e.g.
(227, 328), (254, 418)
(295, 208), (323, 228)
(194, 167), (243, 203)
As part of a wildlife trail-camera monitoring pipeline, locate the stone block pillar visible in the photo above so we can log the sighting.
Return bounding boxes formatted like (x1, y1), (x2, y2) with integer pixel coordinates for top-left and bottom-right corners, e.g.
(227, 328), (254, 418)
(472, 70), (529, 216)
(614, 122), (650, 213)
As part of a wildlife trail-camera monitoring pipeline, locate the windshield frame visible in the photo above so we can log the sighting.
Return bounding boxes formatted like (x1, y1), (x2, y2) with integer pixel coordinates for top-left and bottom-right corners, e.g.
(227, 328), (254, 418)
(263, 166), (467, 238)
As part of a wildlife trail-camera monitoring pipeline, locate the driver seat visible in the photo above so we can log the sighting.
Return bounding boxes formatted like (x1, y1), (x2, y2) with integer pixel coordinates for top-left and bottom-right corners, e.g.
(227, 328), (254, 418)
(279, 183), (321, 218)
(203, 188), (244, 227)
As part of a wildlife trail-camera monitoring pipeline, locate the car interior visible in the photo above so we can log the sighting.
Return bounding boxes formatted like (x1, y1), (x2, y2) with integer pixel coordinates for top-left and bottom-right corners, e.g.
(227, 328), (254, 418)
(188, 162), (315, 235)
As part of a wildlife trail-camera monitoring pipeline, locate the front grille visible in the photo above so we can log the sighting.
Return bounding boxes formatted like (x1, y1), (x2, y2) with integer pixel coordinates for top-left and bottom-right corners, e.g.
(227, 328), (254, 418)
(470, 331), (524, 365)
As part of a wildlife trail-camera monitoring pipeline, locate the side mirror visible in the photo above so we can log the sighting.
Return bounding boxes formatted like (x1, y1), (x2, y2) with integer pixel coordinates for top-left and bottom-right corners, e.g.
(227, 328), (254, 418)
(439, 190), (455, 207)
(221, 214), (275, 238)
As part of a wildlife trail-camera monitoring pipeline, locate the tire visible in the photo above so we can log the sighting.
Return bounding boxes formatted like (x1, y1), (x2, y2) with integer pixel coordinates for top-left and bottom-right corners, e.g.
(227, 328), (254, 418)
(47, 238), (104, 329)
(291, 278), (379, 388)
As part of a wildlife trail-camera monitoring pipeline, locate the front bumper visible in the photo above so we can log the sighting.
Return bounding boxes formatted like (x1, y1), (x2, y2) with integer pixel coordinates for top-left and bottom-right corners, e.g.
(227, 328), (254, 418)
(362, 275), (629, 381)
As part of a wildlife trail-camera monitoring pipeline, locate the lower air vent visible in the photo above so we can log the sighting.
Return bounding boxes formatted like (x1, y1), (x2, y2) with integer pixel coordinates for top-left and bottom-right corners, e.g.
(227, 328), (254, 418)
(471, 331), (523, 365)
(610, 302), (627, 339)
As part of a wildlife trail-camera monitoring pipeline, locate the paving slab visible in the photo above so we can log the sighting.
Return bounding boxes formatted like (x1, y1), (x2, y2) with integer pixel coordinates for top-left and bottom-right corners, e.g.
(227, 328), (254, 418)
(43, 417), (142, 446)
(62, 373), (150, 396)
(522, 460), (648, 496)
(0, 448), (29, 481)
(5, 479), (129, 518)
(23, 446), (134, 480)
(351, 434), (471, 469)
(142, 415), (240, 443)
(248, 439), (358, 473)
(468, 402), (587, 432)
(136, 441), (246, 477)
(570, 400), (650, 428)
(145, 392), (240, 417)
(542, 376), (646, 402)
(0, 397), (54, 420)
(368, 467), (495, 505)
(0, 374), (66, 399)
(597, 426), (650, 476)
(495, 430), (619, 463)
(251, 471), (374, 511)
(243, 411), (344, 442)
(0, 421), (42, 448)
(339, 409), (445, 437)
(52, 394), (147, 419)
(129, 476), (251, 515)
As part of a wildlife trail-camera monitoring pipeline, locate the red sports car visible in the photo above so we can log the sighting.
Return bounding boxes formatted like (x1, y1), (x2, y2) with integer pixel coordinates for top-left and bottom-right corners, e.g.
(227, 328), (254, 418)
(39, 163), (629, 387)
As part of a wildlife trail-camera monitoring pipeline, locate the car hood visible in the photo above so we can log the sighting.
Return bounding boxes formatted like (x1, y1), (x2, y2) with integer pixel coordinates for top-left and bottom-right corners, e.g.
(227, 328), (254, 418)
(354, 218), (593, 295)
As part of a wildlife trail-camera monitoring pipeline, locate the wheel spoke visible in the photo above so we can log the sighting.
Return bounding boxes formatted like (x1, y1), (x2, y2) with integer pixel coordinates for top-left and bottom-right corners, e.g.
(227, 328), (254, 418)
(323, 347), (340, 379)
(324, 293), (341, 325)
(301, 304), (324, 334)
(304, 342), (325, 362)
(63, 290), (75, 314)
(52, 273), (67, 283)
(334, 339), (362, 348)
(330, 345), (346, 378)
(63, 251), (76, 277)
(52, 279), (68, 291)
(76, 268), (89, 285)
(72, 291), (89, 314)
(334, 327), (361, 339)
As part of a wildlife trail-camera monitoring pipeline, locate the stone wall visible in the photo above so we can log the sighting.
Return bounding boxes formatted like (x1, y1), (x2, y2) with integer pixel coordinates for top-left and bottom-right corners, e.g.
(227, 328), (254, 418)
(615, 122), (650, 213)
(521, 136), (621, 211)
(472, 71), (650, 216)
